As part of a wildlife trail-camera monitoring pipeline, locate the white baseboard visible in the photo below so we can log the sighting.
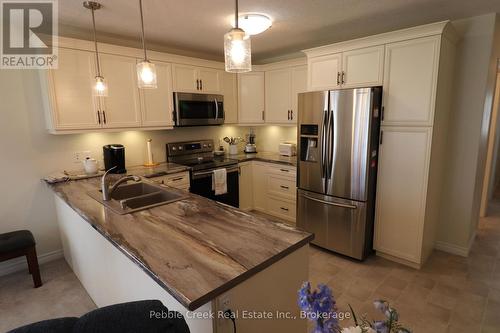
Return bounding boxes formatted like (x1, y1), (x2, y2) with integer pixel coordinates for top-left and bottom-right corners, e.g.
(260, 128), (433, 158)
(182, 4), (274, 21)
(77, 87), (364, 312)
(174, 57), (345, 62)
(0, 249), (63, 277)
(435, 230), (476, 257)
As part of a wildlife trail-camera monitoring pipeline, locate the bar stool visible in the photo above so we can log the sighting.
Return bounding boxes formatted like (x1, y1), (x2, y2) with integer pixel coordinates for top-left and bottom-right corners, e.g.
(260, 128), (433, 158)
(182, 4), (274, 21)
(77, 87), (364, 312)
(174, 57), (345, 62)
(0, 230), (42, 288)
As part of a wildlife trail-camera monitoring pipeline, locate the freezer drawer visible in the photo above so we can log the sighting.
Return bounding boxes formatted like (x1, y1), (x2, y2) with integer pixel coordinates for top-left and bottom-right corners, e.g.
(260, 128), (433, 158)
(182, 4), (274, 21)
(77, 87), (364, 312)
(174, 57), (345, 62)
(297, 189), (369, 260)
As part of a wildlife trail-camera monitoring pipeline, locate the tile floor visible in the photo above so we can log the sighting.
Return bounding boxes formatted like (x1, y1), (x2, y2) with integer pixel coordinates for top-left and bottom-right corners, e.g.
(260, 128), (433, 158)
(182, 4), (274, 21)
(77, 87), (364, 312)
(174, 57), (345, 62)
(1, 205), (499, 332)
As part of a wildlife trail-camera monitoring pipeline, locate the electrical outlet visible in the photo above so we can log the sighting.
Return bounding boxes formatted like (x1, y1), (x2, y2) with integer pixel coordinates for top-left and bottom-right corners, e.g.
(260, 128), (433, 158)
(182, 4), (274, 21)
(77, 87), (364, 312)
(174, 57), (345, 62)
(218, 294), (230, 312)
(73, 151), (91, 164)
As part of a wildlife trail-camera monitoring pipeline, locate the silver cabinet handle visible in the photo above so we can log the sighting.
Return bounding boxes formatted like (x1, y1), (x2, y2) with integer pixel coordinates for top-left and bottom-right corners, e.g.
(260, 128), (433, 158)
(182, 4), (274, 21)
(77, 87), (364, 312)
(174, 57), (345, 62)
(321, 110), (328, 179)
(214, 98), (218, 120)
(327, 108), (334, 179)
(302, 194), (357, 209)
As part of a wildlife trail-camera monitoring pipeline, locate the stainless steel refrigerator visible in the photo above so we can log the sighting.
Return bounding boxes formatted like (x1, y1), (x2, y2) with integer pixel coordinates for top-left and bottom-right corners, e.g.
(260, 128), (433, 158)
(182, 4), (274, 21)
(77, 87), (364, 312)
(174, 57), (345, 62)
(297, 87), (382, 260)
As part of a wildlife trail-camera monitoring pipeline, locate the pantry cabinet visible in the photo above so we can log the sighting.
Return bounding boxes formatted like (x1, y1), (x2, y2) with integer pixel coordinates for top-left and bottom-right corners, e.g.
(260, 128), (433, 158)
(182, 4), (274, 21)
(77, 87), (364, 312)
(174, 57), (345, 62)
(238, 72), (265, 124)
(172, 64), (222, 94)
(307, 46), (384, 91)
(265, 65), (307, 124)
(139, 61), (174, 128)
(374, 127), (432, 263)
(382, 37), (440, 126)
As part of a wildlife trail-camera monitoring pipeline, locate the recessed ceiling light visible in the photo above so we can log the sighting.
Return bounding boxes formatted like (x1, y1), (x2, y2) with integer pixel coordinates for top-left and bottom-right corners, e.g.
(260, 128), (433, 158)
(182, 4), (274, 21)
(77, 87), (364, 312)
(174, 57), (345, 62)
(234, 14), (272, 36)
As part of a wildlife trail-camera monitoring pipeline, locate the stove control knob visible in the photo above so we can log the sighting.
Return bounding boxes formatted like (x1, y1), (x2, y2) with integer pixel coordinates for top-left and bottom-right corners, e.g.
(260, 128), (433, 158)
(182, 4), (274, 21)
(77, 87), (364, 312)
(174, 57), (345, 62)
(178, 146), (183, 151)
(172, 147), (176, 151)
(208, 143), (212, 148)
(203, 144), (207, 148)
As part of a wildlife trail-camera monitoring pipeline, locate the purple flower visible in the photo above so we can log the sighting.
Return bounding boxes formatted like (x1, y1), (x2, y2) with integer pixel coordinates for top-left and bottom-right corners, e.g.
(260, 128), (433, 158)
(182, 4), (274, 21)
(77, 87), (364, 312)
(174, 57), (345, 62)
(372, 320), (389, 333)
(298, 282), (339, 333)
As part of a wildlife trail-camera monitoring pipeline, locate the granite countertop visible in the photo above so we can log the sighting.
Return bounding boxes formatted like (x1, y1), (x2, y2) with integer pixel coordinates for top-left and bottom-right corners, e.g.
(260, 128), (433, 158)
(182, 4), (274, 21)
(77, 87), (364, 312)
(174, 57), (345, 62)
(48, 178), (312, 311)
(230, 151), (297, 167)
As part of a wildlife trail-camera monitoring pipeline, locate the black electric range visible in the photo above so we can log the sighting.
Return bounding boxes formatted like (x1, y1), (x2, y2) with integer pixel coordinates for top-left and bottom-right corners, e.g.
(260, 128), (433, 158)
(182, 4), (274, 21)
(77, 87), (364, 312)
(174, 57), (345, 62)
(166, 140), (240, 208)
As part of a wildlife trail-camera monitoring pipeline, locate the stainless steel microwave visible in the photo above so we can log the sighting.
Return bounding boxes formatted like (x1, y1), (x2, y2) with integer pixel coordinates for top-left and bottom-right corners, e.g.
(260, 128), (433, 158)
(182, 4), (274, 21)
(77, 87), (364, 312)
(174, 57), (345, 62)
(173, 93), (224, 127)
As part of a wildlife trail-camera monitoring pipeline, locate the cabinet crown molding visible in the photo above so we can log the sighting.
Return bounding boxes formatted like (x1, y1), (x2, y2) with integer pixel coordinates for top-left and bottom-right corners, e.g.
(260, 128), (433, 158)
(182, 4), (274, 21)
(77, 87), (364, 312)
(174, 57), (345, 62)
(302, 20), (457, 58)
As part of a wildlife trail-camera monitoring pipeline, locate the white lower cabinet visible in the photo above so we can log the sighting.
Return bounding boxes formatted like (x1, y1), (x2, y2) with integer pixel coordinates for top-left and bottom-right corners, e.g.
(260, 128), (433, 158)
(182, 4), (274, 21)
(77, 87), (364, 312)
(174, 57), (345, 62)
(374, 127), (435, 267)
(240, 161), (297, 224)
(238, 162), (254, 211)
(149, 171), (190, 191)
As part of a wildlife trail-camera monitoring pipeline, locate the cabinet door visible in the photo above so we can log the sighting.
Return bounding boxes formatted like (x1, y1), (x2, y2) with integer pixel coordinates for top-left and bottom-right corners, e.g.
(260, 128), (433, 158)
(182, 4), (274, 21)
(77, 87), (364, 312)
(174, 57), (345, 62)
(223, 71), (238, 124)
(290, 65), (307, 122)
(172, 64), (198, 93)
(252, 163), (268, 211)
(99, 54), (142, 128)
(238, 72), (265, 124)
(47, 48), (100, 130)
(308, 53), (341, 91)
(140, 61), (174, 127)
(265, 69), (291, 123)
(382, 36), (440, 126)
(239, 162), (253, 211)
(342, 46), (384, 88)
(374, 127), (431, 263)
(198, 68), (222, 94)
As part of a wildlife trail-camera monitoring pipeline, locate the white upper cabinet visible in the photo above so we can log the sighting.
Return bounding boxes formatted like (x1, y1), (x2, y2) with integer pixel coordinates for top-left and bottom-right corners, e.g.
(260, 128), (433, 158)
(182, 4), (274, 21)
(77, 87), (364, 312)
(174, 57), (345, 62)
(291, 65), (308, 120)
(172, 65), (198, 92)
(382, 36), (440, 126)
(265, 66), (307, 124)
(265, 69), (292, 123)
(172, 64), (222, 94)
(308, 46), (384, 91)
(98, 54), (142, 128)
(341, 46), (384, 88)
(45, 48), (100, 130)
(139, 61), (174, 128)
(374, 127), (432, 263)
(222, 71), (238, 124)
(198, 68), (222, 93)
(238, 72), (265, 124)
(308, 53), (342, 91)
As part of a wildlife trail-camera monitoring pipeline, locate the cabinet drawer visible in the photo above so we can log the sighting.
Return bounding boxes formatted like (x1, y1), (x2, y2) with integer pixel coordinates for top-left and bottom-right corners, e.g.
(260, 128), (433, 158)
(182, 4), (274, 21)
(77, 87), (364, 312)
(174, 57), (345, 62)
(267, 197), (296, 223)
(268, 175), (296, 200)
(266, 164), (297, 178)
(151, 172), (190, 189)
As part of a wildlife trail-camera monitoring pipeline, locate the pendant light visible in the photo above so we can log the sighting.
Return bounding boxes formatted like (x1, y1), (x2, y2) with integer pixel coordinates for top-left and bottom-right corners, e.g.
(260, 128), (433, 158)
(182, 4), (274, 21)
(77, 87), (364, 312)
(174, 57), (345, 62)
(224, 0), (251, 73)
(136, 0), (157, 89)
(84, 1), (108, 97)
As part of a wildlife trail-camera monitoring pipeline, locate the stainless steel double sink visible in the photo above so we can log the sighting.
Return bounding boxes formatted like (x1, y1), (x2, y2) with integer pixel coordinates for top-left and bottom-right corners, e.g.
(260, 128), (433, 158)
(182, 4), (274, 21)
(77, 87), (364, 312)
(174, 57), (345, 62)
(88, 182), (188, 215)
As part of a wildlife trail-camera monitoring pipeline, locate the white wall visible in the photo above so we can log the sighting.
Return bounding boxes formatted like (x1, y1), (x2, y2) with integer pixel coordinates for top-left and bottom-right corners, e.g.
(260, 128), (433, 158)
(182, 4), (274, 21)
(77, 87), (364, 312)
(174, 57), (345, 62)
(438, 13), (500, 250)
(0, 68), (297, 273)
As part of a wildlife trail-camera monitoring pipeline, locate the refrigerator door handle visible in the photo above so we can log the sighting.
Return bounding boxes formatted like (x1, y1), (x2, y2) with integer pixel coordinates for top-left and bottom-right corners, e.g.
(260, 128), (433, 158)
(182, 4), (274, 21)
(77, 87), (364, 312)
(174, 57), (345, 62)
(321, 109), (329, 180)
(301, 194), (357, 209)
(327, 108), (335, 179)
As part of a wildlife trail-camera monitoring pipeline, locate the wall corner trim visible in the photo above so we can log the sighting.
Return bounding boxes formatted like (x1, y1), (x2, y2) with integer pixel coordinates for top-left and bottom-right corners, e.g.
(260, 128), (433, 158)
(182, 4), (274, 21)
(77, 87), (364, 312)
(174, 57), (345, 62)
(0, 249), (63, 277)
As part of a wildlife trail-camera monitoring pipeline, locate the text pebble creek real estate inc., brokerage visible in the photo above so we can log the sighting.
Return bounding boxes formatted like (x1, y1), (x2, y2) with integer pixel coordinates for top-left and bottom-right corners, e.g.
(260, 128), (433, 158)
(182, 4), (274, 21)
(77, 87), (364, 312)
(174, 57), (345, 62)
(1, 0), (58, 69)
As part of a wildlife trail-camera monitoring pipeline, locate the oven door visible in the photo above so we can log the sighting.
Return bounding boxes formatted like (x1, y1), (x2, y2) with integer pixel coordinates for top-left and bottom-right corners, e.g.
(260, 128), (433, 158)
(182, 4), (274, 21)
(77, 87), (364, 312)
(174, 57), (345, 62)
(174, 93), (224, 126)
(190, 165), (239, 208)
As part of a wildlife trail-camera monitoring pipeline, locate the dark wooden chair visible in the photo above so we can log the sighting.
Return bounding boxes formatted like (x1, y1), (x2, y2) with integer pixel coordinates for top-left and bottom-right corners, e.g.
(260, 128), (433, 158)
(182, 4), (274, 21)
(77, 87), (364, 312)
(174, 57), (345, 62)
(0, 230), (42, 288)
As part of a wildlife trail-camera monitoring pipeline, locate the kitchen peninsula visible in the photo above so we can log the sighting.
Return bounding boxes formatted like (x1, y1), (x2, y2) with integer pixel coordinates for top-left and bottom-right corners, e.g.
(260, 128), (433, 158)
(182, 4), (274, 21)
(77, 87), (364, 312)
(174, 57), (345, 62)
(48, 176), (312, 333)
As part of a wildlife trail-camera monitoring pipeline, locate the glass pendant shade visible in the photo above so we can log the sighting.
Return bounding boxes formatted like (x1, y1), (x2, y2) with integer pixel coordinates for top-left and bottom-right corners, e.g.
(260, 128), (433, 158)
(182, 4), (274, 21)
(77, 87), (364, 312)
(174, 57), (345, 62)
(137, 60), (157, 89)
(94, 75), (108, 96)
(224, 28), (251, 73)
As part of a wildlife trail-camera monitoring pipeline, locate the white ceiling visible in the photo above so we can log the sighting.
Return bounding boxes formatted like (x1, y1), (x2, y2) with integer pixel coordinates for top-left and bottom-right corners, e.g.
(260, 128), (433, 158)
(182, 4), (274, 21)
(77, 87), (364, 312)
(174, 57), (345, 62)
(59, 0), (500, 63)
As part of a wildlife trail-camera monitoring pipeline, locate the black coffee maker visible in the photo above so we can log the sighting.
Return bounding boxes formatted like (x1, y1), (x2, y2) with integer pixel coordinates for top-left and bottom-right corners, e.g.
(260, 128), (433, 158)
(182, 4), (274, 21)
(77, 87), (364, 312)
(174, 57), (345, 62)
(103, 144), (126, 174)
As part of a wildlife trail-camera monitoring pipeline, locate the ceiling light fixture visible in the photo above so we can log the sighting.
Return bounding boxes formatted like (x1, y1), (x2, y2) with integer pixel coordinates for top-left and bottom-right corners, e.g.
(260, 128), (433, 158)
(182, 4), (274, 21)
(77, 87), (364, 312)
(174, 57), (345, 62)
(83, 1), (108, 97)
(235, 13), (272, 36)
(224, 0), (251, 73)
(136, 0), (157, 89)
